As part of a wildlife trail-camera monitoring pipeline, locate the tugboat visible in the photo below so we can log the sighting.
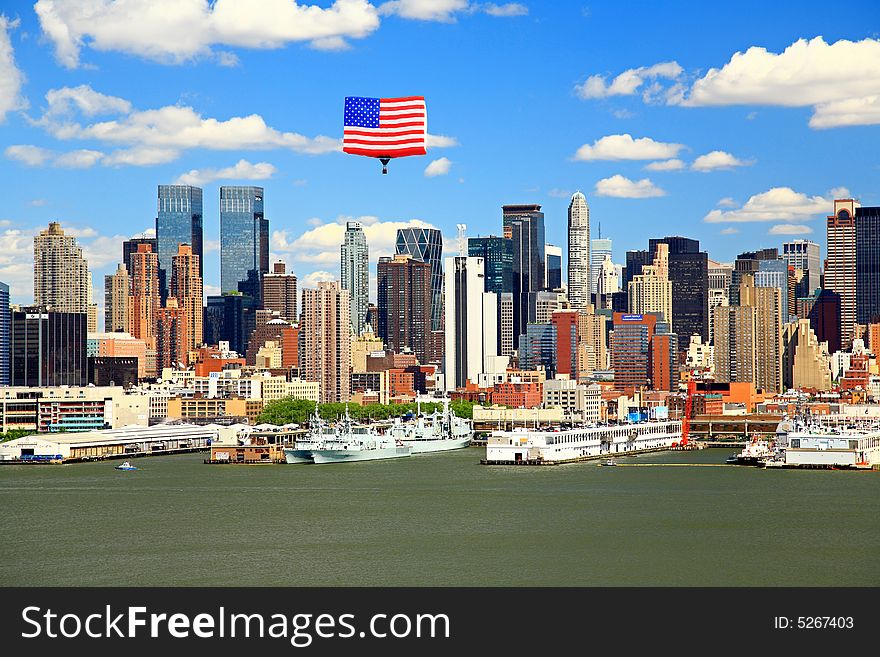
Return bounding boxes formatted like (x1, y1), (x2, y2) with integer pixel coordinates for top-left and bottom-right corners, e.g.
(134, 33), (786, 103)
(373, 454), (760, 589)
(115, 460), (137, 471)
(729, 439), (774, 465)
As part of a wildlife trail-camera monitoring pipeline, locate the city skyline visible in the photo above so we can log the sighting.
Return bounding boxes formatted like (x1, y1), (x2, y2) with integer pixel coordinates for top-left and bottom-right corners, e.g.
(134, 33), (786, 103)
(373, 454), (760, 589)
(2, 1), (879, 311)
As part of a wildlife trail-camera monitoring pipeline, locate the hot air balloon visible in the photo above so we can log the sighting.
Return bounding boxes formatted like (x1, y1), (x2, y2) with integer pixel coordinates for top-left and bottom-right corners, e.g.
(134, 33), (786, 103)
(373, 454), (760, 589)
(343, 96), (427, 174)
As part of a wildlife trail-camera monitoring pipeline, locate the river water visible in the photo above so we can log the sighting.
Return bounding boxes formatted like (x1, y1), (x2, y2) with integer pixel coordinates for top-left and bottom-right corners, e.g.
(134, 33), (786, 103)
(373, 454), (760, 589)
(1, 448), (876, 586)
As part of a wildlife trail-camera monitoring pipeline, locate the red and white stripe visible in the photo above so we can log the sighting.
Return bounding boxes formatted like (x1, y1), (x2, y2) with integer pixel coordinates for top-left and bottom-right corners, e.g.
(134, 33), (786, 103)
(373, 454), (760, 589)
(344, 96), (427, 158)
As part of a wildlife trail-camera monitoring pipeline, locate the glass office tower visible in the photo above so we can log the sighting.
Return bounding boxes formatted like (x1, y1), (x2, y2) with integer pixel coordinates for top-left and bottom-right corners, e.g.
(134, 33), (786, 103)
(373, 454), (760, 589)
(220, 186), (268, 302)
(157, 185), (203, 300)
(395, 227), (444, 331)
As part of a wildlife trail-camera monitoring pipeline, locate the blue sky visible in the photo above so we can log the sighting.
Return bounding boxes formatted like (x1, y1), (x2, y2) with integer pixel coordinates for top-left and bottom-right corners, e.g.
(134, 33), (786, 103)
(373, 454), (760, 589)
(1, 0), (879, 313)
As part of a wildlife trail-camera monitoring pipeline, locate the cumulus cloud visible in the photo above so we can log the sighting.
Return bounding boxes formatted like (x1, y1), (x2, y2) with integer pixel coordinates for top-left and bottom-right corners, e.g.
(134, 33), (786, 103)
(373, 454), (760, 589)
(644, 158), (685, 171)
(424, 157), (452, 177)
(691, 150), (753, 171)
(0, 228), (34, 303)
(594, 175), (665, 198)
(717, 197), (738, 208)
(0, 16), (28, 122)
(5, 144), (54, 167)
(273, 216), (438, 272)
(684, 37), (880, 128)
(547, 188), (573, 198)
(719, 227), (739, 235)
(17, 84), (339, 167)
(35, 0), (382, 68)
(426, 133), (459, 148)
(574, 134), (684, 161)
(301, 270), (339, 287)
(479, 3), (528, 17)
(175, 159), (278, 186)
(769, 224), (813, 235)
(703, 187), (831, 223)
(575, 61), (682, 100)
(576, 37), (880, 128)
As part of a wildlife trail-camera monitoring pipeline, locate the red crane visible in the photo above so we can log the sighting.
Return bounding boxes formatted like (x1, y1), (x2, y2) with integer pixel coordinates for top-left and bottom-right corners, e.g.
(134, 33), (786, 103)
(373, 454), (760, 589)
(680, 377), (697, 447)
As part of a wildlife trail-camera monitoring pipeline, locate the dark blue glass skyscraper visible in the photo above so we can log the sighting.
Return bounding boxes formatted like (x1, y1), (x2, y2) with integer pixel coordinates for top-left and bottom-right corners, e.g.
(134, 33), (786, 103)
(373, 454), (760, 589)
(502, 204), (545, 349)
(157, 185), (203, 300)
(395, 227), (444, 331)
(0, 281), (9, 385)
(855, 206), (880, 325)
(220, 186), (269, 302)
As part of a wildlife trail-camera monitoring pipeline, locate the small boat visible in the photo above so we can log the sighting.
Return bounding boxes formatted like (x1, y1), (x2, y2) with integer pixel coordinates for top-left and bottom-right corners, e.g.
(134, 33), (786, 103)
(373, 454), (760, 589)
(601, 458), (617, 466)
(115, 461), (137, 471)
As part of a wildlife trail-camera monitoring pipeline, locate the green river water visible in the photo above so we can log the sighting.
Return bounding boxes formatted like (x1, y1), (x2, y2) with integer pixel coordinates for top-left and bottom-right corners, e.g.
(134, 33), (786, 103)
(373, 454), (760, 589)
(0, 448), (876, 586)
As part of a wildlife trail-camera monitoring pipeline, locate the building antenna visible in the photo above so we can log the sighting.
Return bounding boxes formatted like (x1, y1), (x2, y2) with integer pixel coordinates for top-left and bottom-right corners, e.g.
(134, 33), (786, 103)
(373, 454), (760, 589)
(598, 221), (602, 240)
(456, 224), (467, 256)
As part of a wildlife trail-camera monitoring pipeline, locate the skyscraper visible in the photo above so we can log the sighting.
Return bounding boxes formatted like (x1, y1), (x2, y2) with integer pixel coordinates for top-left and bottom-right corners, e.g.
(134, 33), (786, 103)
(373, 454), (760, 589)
(546, 244), (563, 290)
(612, 312), (657, 394)
(503, 204), (545, 348)
(157, 185), (203, 300)
(171, 243), (203, 352)
(567, 192), (590, 308)
(33, 222), (90, 314)
(826, 199), (857, 349)
(628, 243), (673, 330)
(204, 294), (258, 356)
(395, 227), (444, 331)
(377, 254), (432, 364)
(782, 240), (821, 297)
(11, 307), (87, 386)
(518, 323), (557, 376)
(301, 281), (351, 403)
(468, 236), (513, 296)
(128, 243), (160, 349)
(648, 236), (708, 352)
(740, 274), (783, 394)
(123, 236), (157, 275)
(782, 319), (832, 391)
(713, 305), (756, 386)
(341, 221), (369, 336)
(591, 236), (612, 296)
(262, 262), (298, 322)
(220, 186), (268, 301)
(104, 263), (130, 333)
(551, 310), (579, 379)
(444, 256), (498, 391)
(855, 205), (880, 325)
(155, 299), (189, 371)
(0, 281), (8, 385)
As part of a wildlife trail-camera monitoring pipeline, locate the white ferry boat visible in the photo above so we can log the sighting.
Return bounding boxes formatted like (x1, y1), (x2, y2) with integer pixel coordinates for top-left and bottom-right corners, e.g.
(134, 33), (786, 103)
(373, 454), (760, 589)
(728, 439), (775, 465)
(484, 420), (682, 465)
(387, 399), (472, 454)
(774, 417), (880, 468)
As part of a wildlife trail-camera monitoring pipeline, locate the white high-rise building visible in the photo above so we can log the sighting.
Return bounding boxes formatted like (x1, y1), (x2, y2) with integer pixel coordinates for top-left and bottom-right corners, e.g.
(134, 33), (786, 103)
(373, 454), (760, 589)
(444, 256), (500, 391)
(591, 237), (612, 295)
(597, 255), (619, 296)
(340, 221), (369, 336)
(567, 192), (591, 309)
(628, 243), (673, 329)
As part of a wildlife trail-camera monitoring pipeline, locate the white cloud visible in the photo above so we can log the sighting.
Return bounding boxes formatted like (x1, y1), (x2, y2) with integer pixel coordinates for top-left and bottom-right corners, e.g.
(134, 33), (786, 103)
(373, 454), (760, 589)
(479, 3), (528, 17)
(301, 270), (338, 287)
(25, 84), (339, 166)
(575, 61), (682, 100)
(0, 16), (28, 122)
(828, 186), (851, 199)
(719, 227), (738, 235)
(644, 158), (684, 171)
(379, 0), (468, 21)
(35, 0), (382, 68)
(594, 175), (665, 198)
(769, 224), (813, 235)
(53, 149), (105, 168)
(682, 37), (880, 128)
(691, 150), (753, 171)
(547, 188), (573, 198)
(29, 199), (48, 207)
(203, 239), (220, 253)
(273, 216), (438, 271)
(5, 144), (54, 166)
(703, 187), (831, 223)
(810, 95), (880, 129)
(82, 234), (129, 268)
(175, 159), (278, 186)
(215, 51), (240, 67)
(574, 134), (684, 161)
(424, 156), (452, 177)
(0, 229), (35, 303)
(716, 197), (738, 208)
(426, 133), (459, 148)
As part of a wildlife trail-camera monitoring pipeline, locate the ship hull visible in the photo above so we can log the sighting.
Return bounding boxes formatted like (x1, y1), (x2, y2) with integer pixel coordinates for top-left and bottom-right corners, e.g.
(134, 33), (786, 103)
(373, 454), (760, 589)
(404, 436), (472, 454)
(283, 449), (314, 464)
(311, 446), (412, 464)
